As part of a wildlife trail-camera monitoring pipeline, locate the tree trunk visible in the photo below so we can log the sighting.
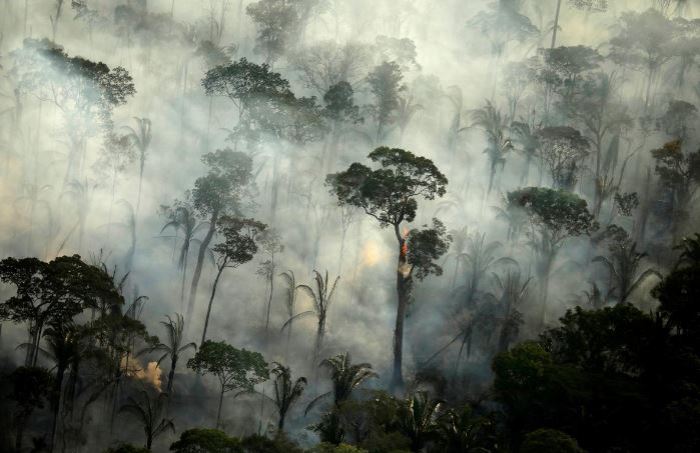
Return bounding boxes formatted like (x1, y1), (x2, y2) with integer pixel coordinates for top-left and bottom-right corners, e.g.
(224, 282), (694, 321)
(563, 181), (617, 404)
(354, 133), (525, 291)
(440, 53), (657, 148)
(49, 365), (66, 453)
(202, 265), (225, 345)
(264, 271), (274, 341)
(216, 387), (225, 428)
(550, 0), (562, 49)
(187, 212), (218, 327)
(391, 227), (411, 392)
(167, 356), (177, 394)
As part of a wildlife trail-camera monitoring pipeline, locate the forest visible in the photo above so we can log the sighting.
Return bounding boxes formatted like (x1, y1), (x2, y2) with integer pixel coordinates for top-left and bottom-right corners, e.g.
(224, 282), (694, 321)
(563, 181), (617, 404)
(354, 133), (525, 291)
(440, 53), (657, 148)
(0, 0), (699, 452)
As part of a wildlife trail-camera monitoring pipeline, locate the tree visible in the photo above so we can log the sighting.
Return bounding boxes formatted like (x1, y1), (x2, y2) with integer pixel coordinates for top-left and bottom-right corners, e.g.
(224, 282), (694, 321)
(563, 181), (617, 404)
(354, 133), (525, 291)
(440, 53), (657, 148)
(609, 9), (676, 109)
(187, 340), (269, 428)
(284, 270), (339, 368)
(169, 428), (241, 453)
(490, 269), (530, 354)
(263, 362), (307, 431)
(119, 390), (175, 450)
(7, 366), (53, 452)
(505, 187), (597, 326)
(11, 39), (135, 181)
(469, 0), (538, 57)
(327, 147), (449, 390)
(279, 270), (298, 356)
(395, 391), (442, 451)
(246, 0), (302, 64)
(472, 101), (512, 194)
(307, 353), (377, 444)
(520, 428), (584, 453)
(201, 217), (266, 345)
(534, 126), (589, 191)
(96, 131), (136, 233)
(366, 61), (405, 142)
(123, 117), (152, 216)
(159, 202), (208, 306)
(652, 233), (700, 338)
(307, 353), (377, 412)
(433, 405), (496, 453)
(650, 140), (700, 241)
(201, 58), (293, 132)
(538, 45), (602, 112)
(290, 42), (372, 97)
(567, 73), (632, 217)
(140, 314), (196, 395)
(256, 228), (284, 340)
(658, 100), (697, 142)
(182, 149), (254, 328)
(593, 230), (661, 305)
(0, 255), (120, 366)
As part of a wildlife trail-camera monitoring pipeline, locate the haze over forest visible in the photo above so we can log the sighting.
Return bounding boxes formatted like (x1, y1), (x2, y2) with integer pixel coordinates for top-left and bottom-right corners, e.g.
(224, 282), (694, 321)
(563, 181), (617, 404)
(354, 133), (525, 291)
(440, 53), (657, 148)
(0, 1), (699, 452)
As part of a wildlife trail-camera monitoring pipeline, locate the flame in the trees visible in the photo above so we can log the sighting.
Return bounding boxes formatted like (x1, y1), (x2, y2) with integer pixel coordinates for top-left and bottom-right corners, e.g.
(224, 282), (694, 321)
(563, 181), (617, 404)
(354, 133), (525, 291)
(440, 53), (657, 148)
(122, 357), (163, 392)
(400, 227), (410, 259)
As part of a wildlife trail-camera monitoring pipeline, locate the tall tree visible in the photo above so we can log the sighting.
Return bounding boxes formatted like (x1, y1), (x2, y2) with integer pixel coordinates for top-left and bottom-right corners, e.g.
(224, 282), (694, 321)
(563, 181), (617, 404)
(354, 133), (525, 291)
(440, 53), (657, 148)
(159, 202), (207, 306)
(534, 126), (589, 191)
(118, 390), (174, 451)
(261, 362), (307, 431)
(366, 61), (405, 142)
(609, 9), (676, 110)
(650, 140), (700, 242)
(123, 117), (152, 217)
(327, 147), (450, 390)
(246, 0), (302, 64)
(187, 340), (269, 428)
(283, 270), (339, 368)
(505, 187), (597, 326)
(0, 255), (119, 366)
(139, 314), (196, 395)
(201, 216), (266, 345)
(183, 149), (254, 328)
(472, 101), (512, 194)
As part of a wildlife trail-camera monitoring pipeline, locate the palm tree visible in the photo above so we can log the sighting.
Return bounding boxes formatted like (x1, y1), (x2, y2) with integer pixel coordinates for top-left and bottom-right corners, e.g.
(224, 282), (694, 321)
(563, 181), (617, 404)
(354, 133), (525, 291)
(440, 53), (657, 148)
(160, 204), (208, 306)
(305, 352), (377, 415)
(139, 314), (196, 395)
(434, 406), (496, 453)
(443, 226), (470, 290)
(118, 389), (174, 450)
(488, 270), (530, 354)
(393, 94), (423, 143)
(397, 391), (443, 451)
(472, 101), (511, 194)
(29, 321), (82, 453)
(283, 270), (340, 368)
(260, 362), (307, 431)
(459, 233), (516, 308)
(593, 241), (662, 305)
(123, 117), (152, 217)
(509, 120), (540, 184)
(279, 270), (298, 357)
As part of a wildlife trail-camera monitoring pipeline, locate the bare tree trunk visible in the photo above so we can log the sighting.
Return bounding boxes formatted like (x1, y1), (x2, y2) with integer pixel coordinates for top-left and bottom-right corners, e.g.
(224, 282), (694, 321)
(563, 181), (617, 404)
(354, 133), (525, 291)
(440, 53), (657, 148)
(167, 356), (177, 394)
(216, 387), (224, 428)
(550, 0), (562, 49)
(201, 265), (225, 345)
(187, 213), (218, 328)
(391, 226), (411, 392)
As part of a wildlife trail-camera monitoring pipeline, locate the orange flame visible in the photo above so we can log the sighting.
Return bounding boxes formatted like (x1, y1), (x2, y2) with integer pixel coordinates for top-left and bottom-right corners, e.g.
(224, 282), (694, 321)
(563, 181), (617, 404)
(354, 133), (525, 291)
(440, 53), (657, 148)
(400, 227), (410, 259)
(121, 357), (163, 392)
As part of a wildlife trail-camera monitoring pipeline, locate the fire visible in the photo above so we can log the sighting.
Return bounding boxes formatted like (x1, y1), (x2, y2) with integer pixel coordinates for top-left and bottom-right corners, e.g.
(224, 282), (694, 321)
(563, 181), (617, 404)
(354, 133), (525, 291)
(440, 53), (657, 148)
(400, 227), (410, 259)
(121, 356), (163, 392)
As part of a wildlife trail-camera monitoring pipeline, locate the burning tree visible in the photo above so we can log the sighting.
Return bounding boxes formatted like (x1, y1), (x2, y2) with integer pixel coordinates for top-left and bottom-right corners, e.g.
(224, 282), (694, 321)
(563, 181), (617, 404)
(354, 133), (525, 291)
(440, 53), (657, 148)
(326, 147), (450, 390)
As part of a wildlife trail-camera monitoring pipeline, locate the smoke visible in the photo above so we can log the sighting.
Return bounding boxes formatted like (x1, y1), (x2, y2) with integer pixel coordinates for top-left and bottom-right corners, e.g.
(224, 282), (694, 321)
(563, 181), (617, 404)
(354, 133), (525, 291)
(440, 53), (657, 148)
(0, 0), (698, 448)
